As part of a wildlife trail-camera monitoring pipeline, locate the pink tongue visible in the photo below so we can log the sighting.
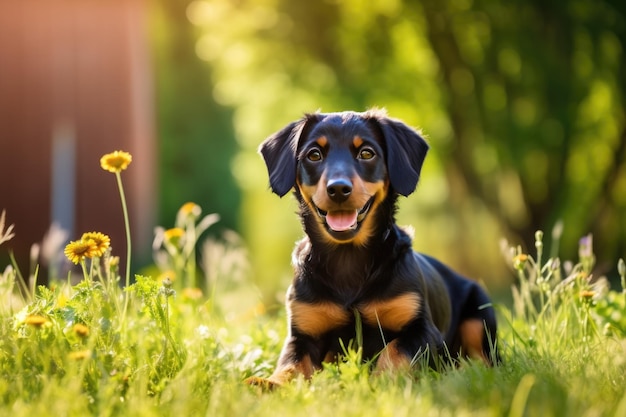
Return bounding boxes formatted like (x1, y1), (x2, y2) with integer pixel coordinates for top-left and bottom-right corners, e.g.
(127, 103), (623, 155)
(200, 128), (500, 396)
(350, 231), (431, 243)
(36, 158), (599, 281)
(326, 210), (358, 232)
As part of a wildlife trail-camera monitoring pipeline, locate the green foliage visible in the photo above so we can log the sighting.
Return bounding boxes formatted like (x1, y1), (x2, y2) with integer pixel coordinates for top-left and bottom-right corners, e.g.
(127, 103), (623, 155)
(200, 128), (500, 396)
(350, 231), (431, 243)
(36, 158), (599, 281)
(170, 0), (626, 299)
(150, 0), (241, 233)
(2, 211), (626, 416)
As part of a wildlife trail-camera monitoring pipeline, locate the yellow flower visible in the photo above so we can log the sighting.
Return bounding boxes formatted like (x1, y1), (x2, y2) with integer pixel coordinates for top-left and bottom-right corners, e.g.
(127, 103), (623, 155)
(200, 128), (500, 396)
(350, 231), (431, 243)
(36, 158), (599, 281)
(108, 256), (120, 267)
(24, 315), (48, 327)
(513, 254), (529, 270)
(81, 232), (111, 257)
(106, 255), (120, 275)
(64, 239), (98, 264)
(68, 350), (91, 360)
(100, 150), (132, 173)
(580, 290), (595, 300)
(73, 323), (90, 337)
(56, 293), (68, 308)
(164, 228), (185, 247)
(179, 202), (201, 220)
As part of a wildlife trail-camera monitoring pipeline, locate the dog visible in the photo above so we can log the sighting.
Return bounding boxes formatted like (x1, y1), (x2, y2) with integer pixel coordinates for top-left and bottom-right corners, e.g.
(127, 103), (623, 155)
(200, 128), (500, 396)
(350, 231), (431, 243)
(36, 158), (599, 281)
(247, 109), (498, 388)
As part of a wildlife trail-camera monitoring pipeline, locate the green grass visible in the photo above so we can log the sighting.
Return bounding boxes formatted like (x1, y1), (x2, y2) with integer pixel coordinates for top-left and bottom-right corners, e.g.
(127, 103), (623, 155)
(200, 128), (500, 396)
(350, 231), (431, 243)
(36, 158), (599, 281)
(1, 220), (625, 417)
(1, 196), (626, 417)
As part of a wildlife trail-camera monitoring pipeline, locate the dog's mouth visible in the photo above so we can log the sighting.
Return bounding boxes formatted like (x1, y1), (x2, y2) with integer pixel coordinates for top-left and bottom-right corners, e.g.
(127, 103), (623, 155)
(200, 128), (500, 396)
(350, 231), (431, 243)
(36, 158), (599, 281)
(314, 197), (374, 233)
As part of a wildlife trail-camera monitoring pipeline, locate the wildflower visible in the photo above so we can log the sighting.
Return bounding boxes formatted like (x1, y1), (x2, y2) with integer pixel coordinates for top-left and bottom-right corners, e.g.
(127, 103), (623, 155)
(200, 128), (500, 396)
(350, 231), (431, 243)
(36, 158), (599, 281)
(578, 234), (593, 259)
(81, 232), (111, 257)
(99, 151), (133, 324)
(68, 350), (91, 360)
(178, 202), (202, 221)
(164, 228), (185, 247)
(108, 255), (120, 267)
(64, 239), (97, 264)
(580, 290), (596, 306)
(160, 276), (176, 297)
(106, 255), (120, 277)
(580, 290), (595, 300)
(162, 276), (173, 289)
(24, 315), (47, 327)
(56, 292), (68, 308)
(100, 150), (132, 173)
(73, 323), (90, 337)
(513, 254), (528, 270)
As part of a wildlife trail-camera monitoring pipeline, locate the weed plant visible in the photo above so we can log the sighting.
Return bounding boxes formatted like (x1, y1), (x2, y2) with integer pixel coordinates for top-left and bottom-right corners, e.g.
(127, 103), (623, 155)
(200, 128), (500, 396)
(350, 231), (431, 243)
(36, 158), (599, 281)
(0, 153), (625, 416)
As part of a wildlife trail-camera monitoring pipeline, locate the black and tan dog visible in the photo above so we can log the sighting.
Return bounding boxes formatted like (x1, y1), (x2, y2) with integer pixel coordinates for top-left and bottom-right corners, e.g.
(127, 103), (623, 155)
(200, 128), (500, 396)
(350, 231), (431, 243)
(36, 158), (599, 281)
(247, 109), (497, 388)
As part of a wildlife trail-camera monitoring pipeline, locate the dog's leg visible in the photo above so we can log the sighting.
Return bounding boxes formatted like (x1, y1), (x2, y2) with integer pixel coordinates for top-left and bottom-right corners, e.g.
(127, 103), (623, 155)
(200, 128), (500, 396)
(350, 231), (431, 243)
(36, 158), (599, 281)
(373, 339), (411, 374)
(245, 319), (327, 390)
(459, 317), (499, 365)
(245, 349), (316, 390)
(373, 316), (444, 375)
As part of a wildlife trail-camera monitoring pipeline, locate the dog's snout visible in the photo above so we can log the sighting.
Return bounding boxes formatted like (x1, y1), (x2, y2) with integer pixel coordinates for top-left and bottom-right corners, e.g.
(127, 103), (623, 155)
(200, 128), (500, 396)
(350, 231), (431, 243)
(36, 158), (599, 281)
(326, 178), (352, 203)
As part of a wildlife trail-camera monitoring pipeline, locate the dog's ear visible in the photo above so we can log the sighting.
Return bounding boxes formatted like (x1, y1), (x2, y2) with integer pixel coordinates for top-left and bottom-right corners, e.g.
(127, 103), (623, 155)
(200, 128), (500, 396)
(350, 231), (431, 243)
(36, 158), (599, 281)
(366, 111), (429, 196)
(259, 114), (320, 197)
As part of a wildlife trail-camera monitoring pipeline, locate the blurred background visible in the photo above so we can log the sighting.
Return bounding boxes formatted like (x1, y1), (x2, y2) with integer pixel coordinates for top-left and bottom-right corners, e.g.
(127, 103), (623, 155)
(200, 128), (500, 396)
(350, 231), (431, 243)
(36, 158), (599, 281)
(1, 0), (624, 305)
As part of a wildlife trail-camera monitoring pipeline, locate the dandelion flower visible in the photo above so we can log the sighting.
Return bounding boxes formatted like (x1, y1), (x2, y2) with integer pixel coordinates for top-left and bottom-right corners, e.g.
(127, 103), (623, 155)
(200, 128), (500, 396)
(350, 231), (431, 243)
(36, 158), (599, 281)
(100, 150), (132, 173)
(25, 315), (48, 327)
(73, 323), (90, 337)
(81, 232), (111, 257)
(64, 239), (98, 264)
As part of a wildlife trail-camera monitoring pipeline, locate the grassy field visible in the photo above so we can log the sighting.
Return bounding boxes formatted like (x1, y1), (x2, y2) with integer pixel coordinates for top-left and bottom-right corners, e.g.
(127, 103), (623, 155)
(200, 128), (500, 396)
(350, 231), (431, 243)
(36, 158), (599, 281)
(1, 153), (625, 416)
(1, 212), (625, 417)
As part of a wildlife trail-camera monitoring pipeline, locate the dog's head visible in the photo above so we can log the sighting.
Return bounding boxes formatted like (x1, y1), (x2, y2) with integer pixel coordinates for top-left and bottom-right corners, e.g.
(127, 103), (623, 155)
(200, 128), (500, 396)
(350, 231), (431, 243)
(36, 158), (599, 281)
(259, 109), (429, 245)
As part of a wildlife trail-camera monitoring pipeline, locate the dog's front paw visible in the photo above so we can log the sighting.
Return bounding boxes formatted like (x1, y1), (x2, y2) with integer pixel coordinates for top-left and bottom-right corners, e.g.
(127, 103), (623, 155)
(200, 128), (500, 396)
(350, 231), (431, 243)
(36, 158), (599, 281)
(244, 376), (281, 391)
(373, 339), (411, 375)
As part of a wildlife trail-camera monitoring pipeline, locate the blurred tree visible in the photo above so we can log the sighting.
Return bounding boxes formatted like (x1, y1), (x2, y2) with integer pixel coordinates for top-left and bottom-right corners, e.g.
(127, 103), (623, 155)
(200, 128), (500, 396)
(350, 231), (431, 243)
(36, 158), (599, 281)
(151, 0), (240, 234)
(180, 0), (625, 301)
(421, 0), (626, 270)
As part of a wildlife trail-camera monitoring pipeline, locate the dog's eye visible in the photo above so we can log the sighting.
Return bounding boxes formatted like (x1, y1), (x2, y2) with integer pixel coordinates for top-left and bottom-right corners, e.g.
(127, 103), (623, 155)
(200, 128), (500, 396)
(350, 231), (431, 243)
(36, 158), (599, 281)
(358, 148), (375, 160)
(307, 149), (323, 162)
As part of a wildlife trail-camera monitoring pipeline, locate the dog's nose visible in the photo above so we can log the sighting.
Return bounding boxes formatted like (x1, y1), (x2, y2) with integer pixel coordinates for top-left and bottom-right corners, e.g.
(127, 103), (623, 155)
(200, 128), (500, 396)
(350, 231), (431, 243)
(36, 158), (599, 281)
(327, 178), (352, 203)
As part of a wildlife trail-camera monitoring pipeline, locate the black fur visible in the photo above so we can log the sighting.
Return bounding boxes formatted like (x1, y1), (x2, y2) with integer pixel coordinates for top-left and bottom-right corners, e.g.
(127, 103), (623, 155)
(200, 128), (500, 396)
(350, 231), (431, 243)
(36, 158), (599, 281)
(249, 109), (498, 388)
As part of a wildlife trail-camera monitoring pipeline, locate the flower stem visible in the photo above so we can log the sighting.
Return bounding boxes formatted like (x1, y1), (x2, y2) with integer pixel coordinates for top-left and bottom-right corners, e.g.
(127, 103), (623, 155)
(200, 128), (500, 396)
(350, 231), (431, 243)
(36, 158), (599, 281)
(185, 217), (196, 288)
(115, 171), (132, 321)
(80, 260), (90, 282)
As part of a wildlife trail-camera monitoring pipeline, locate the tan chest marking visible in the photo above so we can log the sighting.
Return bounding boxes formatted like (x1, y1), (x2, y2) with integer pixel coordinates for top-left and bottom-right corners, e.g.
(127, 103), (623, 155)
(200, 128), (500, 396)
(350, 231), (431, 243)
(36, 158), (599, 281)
(358, 293), (421, 332)
(289, 300), (351, 337)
